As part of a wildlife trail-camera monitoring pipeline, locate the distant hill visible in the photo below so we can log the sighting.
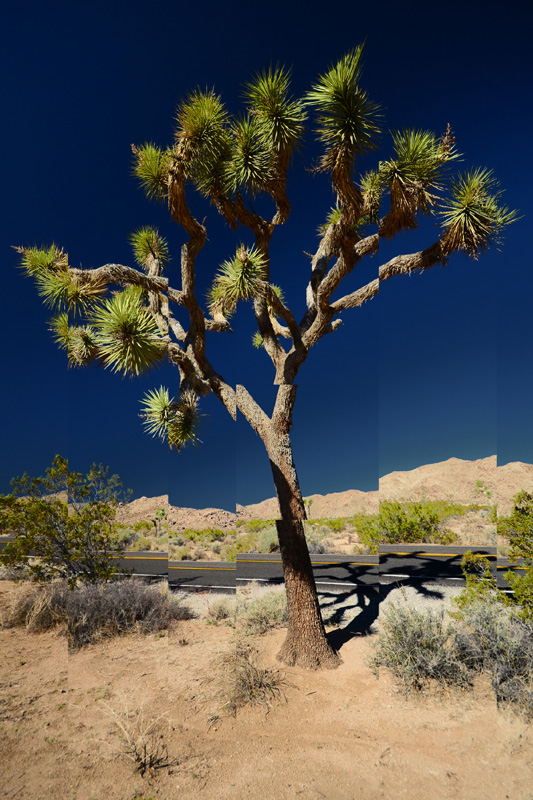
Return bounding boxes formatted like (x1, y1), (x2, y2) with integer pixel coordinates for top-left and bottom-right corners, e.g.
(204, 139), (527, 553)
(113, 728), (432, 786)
(115, 456), (533, 531)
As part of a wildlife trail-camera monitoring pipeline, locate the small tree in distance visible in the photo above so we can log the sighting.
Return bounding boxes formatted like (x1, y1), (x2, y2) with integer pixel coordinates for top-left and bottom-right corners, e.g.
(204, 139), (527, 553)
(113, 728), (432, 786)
(0, 456), (128, 587)
(16, 47), (517, 668)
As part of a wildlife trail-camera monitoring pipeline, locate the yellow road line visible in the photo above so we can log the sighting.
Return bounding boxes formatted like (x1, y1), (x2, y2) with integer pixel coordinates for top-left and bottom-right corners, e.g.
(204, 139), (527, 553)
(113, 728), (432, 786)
(168, 565), (235, 571)
(381, 552), (496, 558)
(121, 556), (168, 561)
(237, 559), (376, 566)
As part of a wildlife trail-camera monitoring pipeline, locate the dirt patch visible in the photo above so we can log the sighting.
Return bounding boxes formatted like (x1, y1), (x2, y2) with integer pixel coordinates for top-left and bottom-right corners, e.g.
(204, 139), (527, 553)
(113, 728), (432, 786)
(1, 581), (532, 800)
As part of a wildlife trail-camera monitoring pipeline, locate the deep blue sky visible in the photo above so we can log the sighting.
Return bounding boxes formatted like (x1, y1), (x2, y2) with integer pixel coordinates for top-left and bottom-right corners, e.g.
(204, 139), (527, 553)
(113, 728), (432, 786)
(1, 0), (531, 511)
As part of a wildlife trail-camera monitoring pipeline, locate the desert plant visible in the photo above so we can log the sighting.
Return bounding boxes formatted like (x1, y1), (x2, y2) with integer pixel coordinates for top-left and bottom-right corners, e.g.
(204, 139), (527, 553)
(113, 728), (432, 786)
(0, 456), (129, 587)
(453, 601), (533, 718)
(371, 601), (471, 691)
(1, 579), (193, 649)
(374, 595), (533, 718)
(19, 47), (516, 668)
(355, 500), (458, 553)
(217, 642), (289, 715)
(0, 580), (69, 632)
(452, 550), (499, 612)
(236, 588), (288, 634)
(256, 525), (280, 553)
(206, 596), (236, 624)
(498, 491), (533, 621)
(104, 699), (176, 777)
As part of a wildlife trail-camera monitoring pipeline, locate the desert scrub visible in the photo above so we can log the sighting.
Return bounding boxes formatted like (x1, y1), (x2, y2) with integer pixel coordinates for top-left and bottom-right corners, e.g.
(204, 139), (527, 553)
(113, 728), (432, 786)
(1, 579), (194, 649)
(104, 698), (176, 777)
(206, 596), (236, 624)
(239, 519), (277, 533)
(256, 525), (279, 553)
(371, 601), (470, 692)
(216, 642), (289, 715)
(236, 588), (287, 634)
(374, 596), (533, 718)
(0, 580), (69, 632)
(354, 500), (463, 553)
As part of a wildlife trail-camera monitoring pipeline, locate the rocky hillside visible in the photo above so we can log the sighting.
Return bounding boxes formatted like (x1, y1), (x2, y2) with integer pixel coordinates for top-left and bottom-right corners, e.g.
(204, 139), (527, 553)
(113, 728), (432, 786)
(116, 456), (533, 530)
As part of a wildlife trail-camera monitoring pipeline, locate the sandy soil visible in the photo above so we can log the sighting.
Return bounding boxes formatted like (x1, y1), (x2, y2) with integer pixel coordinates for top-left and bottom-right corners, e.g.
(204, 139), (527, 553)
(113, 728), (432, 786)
(1, 581), (532, 800)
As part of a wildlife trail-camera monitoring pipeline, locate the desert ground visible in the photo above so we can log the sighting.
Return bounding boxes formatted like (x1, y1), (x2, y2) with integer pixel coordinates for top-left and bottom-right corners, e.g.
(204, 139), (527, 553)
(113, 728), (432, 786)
(1, 580), (532, 800)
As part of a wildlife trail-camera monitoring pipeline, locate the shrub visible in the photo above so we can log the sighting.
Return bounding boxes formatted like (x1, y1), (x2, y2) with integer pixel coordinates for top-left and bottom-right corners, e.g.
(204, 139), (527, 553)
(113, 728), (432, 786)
(131, 537), (152, 551)
(371, 601), (470, 691)
(216, 642), (289, 715)
(256, 526), (279, 553)
(498, 490), (533, 621)
(236, 588), (287, 634)
(1, 579), (193, 649)
(1, 581), (69, 632)
(453, 601), (533, 718)
(133, 520), (152, 534)
(306, 536), (331, 554)
(373, 596), (533, 718)
(206, 596), (235, 623)
(354, 500), (459, 553)
(0, 456), (129, 587)
(113, 526), (139, 548)
(242, 519), (276, 533)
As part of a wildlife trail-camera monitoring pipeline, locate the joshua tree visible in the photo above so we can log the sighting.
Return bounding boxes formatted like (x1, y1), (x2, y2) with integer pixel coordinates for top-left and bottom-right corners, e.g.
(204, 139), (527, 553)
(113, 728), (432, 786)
(16, 47), (516, 668)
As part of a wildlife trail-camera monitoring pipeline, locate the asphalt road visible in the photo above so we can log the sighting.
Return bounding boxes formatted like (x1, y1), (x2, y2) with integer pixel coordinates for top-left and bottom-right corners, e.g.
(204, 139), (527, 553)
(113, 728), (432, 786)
(0, 539), (527, 591)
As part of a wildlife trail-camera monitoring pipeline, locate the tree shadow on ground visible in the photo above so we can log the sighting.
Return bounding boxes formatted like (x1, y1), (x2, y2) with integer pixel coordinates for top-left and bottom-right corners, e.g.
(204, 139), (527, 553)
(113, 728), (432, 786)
(325, 580), (447, 654)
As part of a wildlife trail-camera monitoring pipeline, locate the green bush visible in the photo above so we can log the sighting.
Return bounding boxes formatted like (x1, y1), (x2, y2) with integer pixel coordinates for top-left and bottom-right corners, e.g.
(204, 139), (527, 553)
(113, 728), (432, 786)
(241, 519), (276, 533)
(256, 526), (279, 553)
(498, 490), (533, 621)
(133, 520), (152, 534)
(354, 500), (459, 553)
(113, 527), (139, 549)
(181, 528), (228, 542)
(0, 455), (129, 587)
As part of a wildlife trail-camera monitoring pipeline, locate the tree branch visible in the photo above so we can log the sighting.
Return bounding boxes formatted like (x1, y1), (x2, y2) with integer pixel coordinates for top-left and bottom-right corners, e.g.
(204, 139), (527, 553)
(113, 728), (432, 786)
(236, 384), (270, 437)
(378, 241), (447, 282)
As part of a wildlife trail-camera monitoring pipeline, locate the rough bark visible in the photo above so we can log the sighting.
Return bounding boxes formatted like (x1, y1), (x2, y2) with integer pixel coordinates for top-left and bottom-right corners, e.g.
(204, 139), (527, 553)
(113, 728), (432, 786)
(264, 385), (341, 669)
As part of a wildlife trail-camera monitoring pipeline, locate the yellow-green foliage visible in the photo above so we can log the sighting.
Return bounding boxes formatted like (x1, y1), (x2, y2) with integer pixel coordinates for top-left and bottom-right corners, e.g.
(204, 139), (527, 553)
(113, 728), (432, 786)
(352, 500), (470, 553)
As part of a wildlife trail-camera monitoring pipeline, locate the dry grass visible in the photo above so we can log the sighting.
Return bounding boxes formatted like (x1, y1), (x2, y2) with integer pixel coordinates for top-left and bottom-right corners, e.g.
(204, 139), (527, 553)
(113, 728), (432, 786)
(215, 641), (290, 716)
(103, 696), (177, 777)
(0, 579), (194, 649)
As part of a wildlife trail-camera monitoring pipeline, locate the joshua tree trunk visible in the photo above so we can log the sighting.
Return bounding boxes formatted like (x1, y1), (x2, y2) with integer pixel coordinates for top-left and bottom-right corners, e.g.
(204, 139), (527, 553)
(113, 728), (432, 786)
(264, 388), (341, 669)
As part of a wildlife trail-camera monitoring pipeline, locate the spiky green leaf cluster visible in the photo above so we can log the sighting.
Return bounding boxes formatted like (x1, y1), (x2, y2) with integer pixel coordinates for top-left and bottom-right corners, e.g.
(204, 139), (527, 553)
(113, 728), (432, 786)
(132, 143), (171, 201)
(35, 270), (106, 315)
(175, 90), (232, 196)
(305, 47), (381, 172)
(91, 287), (165, 376)
(17, 244), (68, 276)
(48, 313), (97, 367)
(243, 66), (305, 153)
(140, 387), (202, 451)
(68, 326), (99, 367)
(439, 168), (519, 258)
(209, 246), (268, 317)
(379, 129), (460, 234)
(129, 227), (169, 271)
(251, 331), (264, 349)
(49, 313), (71, 350)
(226, 115), (273, 193)
(360, 169), (382, 222)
